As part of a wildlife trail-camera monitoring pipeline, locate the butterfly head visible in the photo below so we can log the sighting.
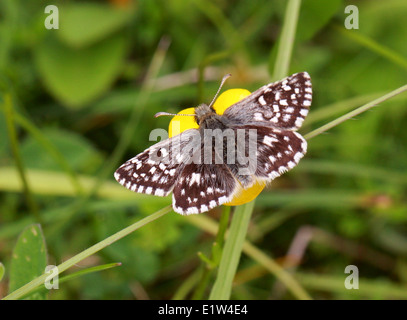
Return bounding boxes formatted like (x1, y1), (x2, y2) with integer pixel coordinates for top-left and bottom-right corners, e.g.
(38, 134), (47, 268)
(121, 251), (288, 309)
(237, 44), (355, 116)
(194, 103), (214, 125)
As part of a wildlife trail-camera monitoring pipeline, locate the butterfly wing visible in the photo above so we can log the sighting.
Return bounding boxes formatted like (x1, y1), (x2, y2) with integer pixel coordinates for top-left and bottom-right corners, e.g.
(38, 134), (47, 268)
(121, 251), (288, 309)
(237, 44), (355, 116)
(172, 162), (238, 215)
(223, 72), (312, 130)
(243, 125), (307, 182)
(171, 124), (308, 215)
(114, 129), (200, 197)
(171, 123), (307, 215)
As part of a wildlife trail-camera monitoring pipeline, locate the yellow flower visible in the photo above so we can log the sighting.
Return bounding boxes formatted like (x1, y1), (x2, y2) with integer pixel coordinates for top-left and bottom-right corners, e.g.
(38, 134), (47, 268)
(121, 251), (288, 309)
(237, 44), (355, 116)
(168, 88), (266, 206)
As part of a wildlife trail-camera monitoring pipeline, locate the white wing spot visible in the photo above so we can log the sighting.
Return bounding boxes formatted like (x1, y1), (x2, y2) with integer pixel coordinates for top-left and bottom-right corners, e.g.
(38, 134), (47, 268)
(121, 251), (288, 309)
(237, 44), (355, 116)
(218, 196), (229, 204)
(186, 207), (199, 215)
(254, 112), (264, 121)
(258, 95), (267, 106)
(295, 117), (304, 128)
(279, 99), (288, 106)
(155, 189), (165, 196)
(278, 166), (288, 174)
(269, 171), (279, 179)
(263, 135), (278, 146)
(300, 109), (309, 116)
(294, 152), (303, 163)
(160, 148), (168, 157)
(189, 173), (201, 186)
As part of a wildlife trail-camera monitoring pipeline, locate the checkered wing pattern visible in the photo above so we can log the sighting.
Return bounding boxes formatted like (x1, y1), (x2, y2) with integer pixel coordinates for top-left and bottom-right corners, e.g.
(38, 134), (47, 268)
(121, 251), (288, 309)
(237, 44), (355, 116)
(114, 72), (312, 215)
(223, 72), (312, 130)
(172, 163), (238, 215)
(114, 129), (199, 198)
(250, 125), (307, 181)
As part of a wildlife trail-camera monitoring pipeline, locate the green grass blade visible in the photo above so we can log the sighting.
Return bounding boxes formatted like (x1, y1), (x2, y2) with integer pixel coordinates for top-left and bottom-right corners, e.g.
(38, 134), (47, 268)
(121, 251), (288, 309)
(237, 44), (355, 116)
(304, 83), (407, 140)
(193, 0), (246, 54)
(272, 0), (302, 80)
(12, 111), (85, 196)
(209, 201), (255, 299)
(334, 25), (407, 71)
(0, 263), (5, 282)
(186, 213), (311, 300)
(304, 92), (382, 126)
(2, 206), (172, 300)
(3, 95), (40, 221)
(296, 272), (407, 299)
(25, 262), (122, 299)
(0, 167), (171, 205)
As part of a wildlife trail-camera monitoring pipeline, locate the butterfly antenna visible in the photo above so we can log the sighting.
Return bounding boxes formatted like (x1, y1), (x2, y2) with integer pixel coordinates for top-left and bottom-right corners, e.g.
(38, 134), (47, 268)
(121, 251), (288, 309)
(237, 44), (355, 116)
(208, 73), (232, 108)
(155, 74), (231, 118)
(154, 112), (195, 118)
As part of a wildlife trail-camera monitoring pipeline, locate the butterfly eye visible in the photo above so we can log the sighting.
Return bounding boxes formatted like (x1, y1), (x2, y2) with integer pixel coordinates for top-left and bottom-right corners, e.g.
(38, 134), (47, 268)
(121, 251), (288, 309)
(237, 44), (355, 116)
(194, 115), (200, 126)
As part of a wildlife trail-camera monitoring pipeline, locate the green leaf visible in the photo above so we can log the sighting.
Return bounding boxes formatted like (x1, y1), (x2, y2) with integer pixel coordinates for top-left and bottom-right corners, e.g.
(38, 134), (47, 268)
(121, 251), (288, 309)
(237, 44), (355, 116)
(0, 262), (5, 281)
(57, 3), (134, 48)
(34, 35), (127, 108)
(9, 224), (48, 300)
(3, 207), (172, 300)
(296, 0), (343, 41)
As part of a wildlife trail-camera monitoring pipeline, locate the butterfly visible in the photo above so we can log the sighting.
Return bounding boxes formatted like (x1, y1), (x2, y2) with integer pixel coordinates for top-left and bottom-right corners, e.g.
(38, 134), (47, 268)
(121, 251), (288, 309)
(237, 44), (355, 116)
(114, 72), (311, 215)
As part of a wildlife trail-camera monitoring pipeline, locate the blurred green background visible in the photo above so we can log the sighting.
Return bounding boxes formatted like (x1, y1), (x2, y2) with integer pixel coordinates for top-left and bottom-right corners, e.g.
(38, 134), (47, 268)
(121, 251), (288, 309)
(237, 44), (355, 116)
(1, 0), (407, 299)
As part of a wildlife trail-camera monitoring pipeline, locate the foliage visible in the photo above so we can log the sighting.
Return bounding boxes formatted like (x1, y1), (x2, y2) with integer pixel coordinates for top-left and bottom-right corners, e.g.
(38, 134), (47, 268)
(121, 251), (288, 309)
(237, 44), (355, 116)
(1, 0), (407, 300)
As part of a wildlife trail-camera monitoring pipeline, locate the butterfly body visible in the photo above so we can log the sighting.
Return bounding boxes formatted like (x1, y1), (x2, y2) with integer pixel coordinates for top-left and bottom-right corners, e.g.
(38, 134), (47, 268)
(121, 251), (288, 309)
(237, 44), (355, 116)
(115, 72), (312, 215)
(194, 103), (230, 129)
